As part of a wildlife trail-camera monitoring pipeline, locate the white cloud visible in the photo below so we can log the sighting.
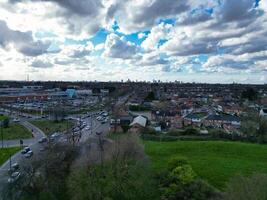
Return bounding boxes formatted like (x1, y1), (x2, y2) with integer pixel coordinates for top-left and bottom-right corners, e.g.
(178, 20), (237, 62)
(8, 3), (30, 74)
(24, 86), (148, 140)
(103, 33), (138, 59)
(138, 32), (146, 39)
(141, 23), (172, 51)
(95, 43), (105, 51)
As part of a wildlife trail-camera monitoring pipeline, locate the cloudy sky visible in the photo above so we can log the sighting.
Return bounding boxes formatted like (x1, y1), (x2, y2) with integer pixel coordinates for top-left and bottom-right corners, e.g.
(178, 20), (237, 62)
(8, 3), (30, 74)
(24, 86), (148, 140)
(0, 0), (267, 83)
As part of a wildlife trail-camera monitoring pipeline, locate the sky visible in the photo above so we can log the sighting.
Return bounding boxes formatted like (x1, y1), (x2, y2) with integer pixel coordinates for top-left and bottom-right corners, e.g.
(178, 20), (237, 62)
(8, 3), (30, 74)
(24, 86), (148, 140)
(0, 0), (267, 83)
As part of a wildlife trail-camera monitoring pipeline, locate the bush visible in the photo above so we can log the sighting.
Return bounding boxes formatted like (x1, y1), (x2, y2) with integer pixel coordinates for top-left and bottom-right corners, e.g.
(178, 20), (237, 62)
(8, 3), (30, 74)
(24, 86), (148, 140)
(3, 118), (9, 128)
(159, 157), (222, 200)
(167, 156), (188, 171)
(183, 128), (199, 135)
(121, 125), (130, 133)
(143, 127), (157, 135)
(129, 105), (150, 111)
(170, 165), (196, 185)
(210, 129), (227, 138)
(167, 129), (182, 136)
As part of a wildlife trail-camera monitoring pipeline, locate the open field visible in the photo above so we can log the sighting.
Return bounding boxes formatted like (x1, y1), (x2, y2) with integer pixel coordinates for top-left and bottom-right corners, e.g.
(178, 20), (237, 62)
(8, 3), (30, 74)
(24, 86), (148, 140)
(144, 140), (267, 189)
(31, 120), (74, 135)
(0, 147), (21, 165)
(1, 124), (32, 140)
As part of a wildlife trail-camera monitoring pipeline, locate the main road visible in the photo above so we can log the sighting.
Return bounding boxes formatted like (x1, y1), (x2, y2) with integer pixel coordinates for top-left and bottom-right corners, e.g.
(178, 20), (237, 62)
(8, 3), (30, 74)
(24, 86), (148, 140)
(0, 111), (110, 197)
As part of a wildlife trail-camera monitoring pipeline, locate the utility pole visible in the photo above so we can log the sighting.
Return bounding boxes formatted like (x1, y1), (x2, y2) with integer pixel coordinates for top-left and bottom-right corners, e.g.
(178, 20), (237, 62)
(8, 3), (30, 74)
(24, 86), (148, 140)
(96, 131), (104, 167)
(1, 123), (3, 148)
(9, 154), (12, 171)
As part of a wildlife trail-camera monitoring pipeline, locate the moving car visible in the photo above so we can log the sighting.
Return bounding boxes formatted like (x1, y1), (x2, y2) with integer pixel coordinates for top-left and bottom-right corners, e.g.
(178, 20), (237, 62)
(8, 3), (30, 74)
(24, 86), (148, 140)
(8, 163), (19, 173)
(24, 150), (33, 158)
(38, 137), (47, 143)
(21, 147), (30, 154)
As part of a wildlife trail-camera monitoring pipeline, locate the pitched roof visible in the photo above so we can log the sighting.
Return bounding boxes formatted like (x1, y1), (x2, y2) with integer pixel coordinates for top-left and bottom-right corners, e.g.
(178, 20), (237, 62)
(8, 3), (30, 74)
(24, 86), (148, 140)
(130, 115), (147, 127)
(205, 114), (240, 122)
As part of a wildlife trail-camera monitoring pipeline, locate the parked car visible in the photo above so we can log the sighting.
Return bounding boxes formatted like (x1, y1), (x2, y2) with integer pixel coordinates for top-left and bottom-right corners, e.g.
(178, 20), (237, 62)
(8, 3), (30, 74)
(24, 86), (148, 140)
(8, 172), (20, 183)
(50, 132), (61, 140)
(21, 147), (30, 154)
(38, 137), (47, 143)
(24, 150), (33, 158)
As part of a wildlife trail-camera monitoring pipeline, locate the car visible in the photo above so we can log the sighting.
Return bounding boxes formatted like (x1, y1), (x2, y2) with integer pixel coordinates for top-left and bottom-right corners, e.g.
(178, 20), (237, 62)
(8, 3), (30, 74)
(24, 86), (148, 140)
(8, 172), (20, 183)
(13, 118), (20, 122)
(38, 137), (47, 143)
(51, 132), (61, 138)
(11, 163), (19, 170)
(24, 150), (33, 158)
(8, 163), (19, 173)
(21, 147), (30, 154)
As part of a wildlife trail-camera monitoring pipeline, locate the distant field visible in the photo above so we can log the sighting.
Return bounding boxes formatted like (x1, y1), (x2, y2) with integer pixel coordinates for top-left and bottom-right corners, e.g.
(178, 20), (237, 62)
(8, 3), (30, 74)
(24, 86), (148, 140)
(0, 147), (21, 165)
(2, 124), (32, 140)
(31, 120), (74, 135)
(144, 141), (267, 189)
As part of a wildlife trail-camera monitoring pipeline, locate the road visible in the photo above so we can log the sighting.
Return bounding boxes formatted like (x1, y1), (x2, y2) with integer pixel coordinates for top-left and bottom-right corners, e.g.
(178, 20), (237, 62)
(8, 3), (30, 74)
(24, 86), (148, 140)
(0, 111), (110, 197)
(0, 120), (47, 197)
(0, 121), (46, 148)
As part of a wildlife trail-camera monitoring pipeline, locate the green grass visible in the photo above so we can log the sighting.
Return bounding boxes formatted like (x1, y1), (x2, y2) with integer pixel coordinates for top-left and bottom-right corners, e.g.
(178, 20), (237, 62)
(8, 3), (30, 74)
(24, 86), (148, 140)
(144, 140), (267, 189)
(0, 115), (9, 121)
(1, 124), (32, 140)
(31, 120), (74, 135)
(0, 147), (21, 165)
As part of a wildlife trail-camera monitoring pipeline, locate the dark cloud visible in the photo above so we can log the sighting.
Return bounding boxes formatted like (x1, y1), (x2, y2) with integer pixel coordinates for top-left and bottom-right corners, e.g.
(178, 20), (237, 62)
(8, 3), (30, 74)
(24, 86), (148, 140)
(53, 0), (103, 17)
(31, 59), (53, 68)
(0, 20), (50, 56)
(216, 0), (260, 23)
(176, 9), (212, 25)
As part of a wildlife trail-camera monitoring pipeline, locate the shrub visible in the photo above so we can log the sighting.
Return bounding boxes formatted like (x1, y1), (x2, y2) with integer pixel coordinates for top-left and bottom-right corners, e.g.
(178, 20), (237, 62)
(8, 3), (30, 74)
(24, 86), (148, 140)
(170, 165), (196, 185)
(167, 129), (182, 136)
(3, 118), (9, 128)
(183, 128), (199, 135)
(167, 156), (188, 171)
(160, 157), (221, 200)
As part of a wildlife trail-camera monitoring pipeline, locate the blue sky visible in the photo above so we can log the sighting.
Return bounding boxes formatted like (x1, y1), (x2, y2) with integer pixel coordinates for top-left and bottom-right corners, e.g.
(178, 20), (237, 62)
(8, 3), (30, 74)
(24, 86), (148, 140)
(0, 0), (266, 83)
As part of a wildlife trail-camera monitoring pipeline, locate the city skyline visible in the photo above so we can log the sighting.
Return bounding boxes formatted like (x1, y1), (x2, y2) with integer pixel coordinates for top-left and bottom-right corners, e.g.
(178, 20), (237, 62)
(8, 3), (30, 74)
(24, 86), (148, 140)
(0, 0), (267, 84)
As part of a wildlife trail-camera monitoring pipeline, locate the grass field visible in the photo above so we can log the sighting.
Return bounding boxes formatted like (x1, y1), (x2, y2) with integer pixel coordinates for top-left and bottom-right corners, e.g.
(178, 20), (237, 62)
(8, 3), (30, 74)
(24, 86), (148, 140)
(0, 147), (21, 165)
(1, 124), (32, 140)
(31, 120), (74, 135)
(144, 140), (267, 189)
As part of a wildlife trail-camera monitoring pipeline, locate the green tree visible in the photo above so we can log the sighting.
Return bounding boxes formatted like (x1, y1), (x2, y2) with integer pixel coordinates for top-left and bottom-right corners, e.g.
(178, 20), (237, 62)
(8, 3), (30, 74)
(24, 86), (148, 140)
(145, 92), (155, 101)
(241, 88), (258, 101)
